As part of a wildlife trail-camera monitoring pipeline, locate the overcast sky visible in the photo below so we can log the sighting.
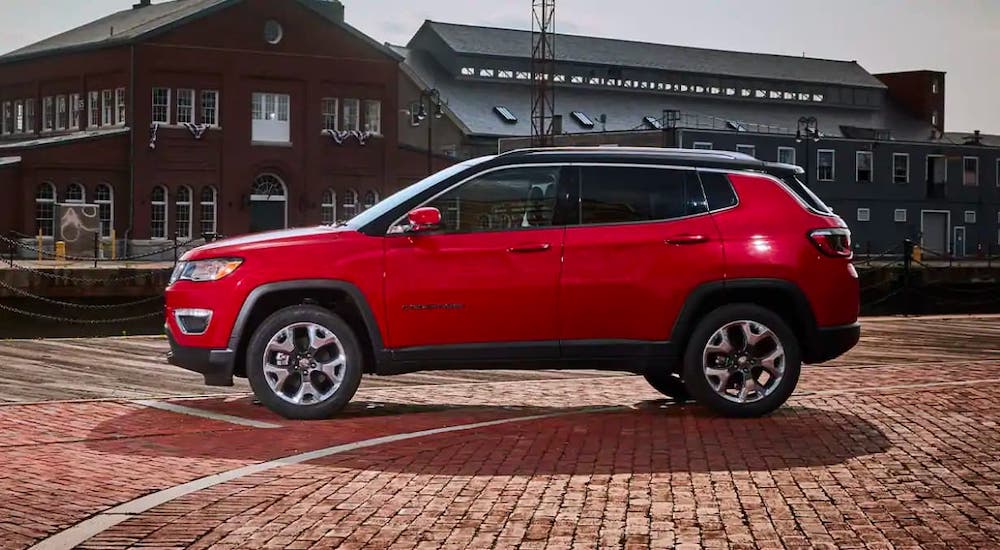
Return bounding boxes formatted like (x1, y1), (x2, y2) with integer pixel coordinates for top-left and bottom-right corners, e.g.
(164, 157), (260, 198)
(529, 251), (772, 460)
(1, 0), (997, 133)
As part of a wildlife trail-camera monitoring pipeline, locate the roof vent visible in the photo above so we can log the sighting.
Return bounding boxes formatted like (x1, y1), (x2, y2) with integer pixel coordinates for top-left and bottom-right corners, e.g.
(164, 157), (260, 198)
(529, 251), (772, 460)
(133, 0), (151, 9)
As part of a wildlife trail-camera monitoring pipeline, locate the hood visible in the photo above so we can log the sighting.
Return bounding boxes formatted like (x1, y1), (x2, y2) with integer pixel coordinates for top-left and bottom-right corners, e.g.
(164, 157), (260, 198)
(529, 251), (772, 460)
(182, 225), (354, 260)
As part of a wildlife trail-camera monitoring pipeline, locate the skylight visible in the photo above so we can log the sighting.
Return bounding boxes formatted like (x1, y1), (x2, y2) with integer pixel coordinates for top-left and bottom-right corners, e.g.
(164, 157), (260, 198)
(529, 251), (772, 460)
(643, 116), (662, 129)
(494, 106), (517, 123)
(571, 111), (594, 128)
(726, 120), (747, 132)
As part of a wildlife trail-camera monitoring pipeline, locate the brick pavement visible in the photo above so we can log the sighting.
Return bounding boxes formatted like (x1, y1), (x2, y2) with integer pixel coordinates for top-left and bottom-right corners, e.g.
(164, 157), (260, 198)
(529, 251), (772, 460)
(0, 315), (998, 549)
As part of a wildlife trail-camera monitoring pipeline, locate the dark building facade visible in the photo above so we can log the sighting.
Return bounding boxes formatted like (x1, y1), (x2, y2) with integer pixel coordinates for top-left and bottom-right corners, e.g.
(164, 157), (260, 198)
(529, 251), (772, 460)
(0, 0), (433, 255)
(394, 22), (1000, 257)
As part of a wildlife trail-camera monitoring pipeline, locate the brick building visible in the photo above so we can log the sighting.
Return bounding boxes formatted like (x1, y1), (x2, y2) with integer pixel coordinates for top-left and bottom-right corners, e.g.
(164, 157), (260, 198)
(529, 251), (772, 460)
(0, 0), (431, 255)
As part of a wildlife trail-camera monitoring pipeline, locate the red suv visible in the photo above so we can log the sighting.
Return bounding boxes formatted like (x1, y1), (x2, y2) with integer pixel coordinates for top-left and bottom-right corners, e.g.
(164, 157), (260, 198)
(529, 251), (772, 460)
(166, 148), (860, 419)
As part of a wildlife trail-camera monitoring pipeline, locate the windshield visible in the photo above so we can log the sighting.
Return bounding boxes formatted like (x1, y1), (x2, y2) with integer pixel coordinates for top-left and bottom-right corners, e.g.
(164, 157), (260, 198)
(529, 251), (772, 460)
(344, 156), (494, 229)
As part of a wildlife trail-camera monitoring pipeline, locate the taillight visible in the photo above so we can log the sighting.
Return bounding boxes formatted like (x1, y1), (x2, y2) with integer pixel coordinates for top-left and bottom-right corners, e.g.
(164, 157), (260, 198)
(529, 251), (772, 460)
(809, 228), (853, 258)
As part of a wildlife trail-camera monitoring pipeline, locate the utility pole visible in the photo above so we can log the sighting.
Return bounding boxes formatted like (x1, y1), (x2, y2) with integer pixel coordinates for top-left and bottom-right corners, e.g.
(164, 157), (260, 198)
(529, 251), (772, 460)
(531, 0), (556, 147)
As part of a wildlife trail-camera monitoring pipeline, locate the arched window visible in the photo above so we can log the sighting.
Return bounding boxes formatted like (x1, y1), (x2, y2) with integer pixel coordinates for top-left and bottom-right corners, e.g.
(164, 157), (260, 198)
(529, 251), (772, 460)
(95, 183), (113, 238)
(151, 185), (168, 239)
(321, 189), (336, 225)
(176, 186), (193, 239)
(200, 186), (217, 236)
(362, 190), (379, 211)
(252, 174), (286, 198)
(35, 182), (56, 237)
(341, 188), (359, 220)
(66, 182), (85, 203)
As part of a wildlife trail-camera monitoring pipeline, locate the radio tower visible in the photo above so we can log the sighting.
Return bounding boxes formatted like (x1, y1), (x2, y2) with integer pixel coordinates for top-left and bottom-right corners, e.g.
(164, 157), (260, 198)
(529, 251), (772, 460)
(530, 0), (555, 147)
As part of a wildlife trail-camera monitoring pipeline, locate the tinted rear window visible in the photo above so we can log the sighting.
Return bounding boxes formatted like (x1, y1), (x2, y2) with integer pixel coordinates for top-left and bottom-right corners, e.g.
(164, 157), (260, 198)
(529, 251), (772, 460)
(579, 166), (707, 225)
(698, 172), (739, 211)
(778, 174), (832, 214)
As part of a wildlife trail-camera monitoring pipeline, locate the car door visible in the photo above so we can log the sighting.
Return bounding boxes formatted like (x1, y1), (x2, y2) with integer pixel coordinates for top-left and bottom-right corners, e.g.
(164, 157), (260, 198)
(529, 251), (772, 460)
(383, 165), (567, 357)
(558, 165), (725, 356)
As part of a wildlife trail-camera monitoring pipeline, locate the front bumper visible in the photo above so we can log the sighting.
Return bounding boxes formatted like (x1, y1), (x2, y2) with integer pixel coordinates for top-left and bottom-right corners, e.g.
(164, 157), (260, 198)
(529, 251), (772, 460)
(805, 322), (861, 364)
(166, 332), (237, 387)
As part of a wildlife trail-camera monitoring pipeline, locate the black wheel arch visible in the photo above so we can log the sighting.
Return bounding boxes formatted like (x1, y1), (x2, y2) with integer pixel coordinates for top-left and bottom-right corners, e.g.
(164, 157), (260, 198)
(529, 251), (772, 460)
(671, 278), (826, 364)
(228, 280), (387, 377)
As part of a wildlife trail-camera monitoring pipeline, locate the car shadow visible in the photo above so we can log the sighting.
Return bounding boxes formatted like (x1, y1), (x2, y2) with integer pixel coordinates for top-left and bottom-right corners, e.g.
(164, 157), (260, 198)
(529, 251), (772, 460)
(85, 398), (891, 474)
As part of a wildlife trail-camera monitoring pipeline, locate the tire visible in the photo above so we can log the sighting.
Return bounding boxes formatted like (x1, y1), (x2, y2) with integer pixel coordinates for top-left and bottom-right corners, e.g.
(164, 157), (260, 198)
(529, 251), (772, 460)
(682, 304), (800, 418)
(643, 369), (691, 403)
(246, 305), (363, 420)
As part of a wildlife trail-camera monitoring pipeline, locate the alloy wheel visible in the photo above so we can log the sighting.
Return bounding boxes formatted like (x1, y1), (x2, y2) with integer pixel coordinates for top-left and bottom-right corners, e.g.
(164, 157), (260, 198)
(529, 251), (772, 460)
(262, 322), (346, 405)
(701, 320), (785, 404)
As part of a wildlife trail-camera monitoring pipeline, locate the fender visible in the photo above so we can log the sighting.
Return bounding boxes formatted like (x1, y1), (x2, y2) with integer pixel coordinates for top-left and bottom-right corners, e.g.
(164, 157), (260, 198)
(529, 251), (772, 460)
(670, 278), (820, 359)
(228, 279), (387, 368)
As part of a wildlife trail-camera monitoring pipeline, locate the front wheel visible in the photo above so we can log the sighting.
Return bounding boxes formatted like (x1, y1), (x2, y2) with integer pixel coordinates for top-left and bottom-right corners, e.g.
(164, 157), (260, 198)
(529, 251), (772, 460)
(682, 304), (801, 418)
(246, 305), (363, 420)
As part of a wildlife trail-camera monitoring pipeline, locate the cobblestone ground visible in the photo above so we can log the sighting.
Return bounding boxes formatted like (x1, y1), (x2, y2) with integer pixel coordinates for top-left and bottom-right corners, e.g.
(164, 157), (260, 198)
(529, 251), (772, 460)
(1, 316), (998, 549)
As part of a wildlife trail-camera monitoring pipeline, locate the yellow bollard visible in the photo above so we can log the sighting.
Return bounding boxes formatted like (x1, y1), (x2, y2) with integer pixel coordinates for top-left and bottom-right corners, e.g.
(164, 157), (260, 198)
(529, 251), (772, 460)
(55, 241), (66, 262)
(912, 244), (922, 263)
(110, 229), (117, 260)
(36, 230), (43, 261)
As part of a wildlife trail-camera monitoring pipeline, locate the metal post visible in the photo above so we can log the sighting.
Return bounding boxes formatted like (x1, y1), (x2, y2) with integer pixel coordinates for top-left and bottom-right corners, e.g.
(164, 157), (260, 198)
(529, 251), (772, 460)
(8, 231), (15, 267)
(903, 239), (913, 315)
(173, 230), (179, 267)
(989, 242), (993, 269)
(866, 241), (871, 266)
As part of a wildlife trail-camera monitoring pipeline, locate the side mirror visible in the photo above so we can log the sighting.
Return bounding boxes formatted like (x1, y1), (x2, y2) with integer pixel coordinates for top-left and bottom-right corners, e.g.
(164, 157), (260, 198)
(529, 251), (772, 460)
(406, 207), (441, 233)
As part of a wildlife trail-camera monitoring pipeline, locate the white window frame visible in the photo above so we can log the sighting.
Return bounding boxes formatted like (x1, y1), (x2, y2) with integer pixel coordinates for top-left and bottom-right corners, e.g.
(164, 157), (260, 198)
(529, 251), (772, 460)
(362, 189), (379, 210)
(115, 88), (126, 126)
(95, 183), (113, 238)
(363, 100), (381, 135)
(856, 208), (870, 222)
(892, 153), (909, 184)
(963, 156), (979, 186)
(151, 186), (169, 240)
(152, 87), (171, 125)
(692, 142), (713, 150)
(777, 146), (796, 166)
(341, 188), (359, 221)
(199, 186), (218, 236)
(88, 91), (101, 128)
(321, 97), (338, 132)
(176, 89), (195, 125)
(56, 95), (68, 130)
(42, 96), (54, 132)
(13, 100), (24, 133)
(927, 154), (947, 185)
(855, 150), (873, 183)
(964, 210), (976, 224)
(175, 185), (193, 239)
(894, 209), (907, 223)
(1, 101), (10, 135)
(321, 188), (337, 225)
(102, 89), (113, 126)
(25, 98), (35, 133)
(736, 144), (756, 158)
(69, 93), (81, 130)
(65, 182), (86, 203)
(817, 149), (836, 181)
(201, 90), (219, 127)
(35, 182), (57, 238)
(342, 98), (360, 132)
(251, 92), (291, 144)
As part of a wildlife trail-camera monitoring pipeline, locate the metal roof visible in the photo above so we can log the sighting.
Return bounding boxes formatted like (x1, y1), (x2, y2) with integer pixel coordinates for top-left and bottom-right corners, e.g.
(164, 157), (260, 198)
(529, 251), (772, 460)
(0, 0), (400, 64)
(420, 21), (887, 89)
(393, 44), (935, 141)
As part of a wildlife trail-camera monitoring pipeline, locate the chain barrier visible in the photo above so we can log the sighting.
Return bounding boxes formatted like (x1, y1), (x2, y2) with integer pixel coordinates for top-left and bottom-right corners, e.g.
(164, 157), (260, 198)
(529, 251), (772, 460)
(0, 301), (164, 324)
(4, 260), (171, 285)
(1, 234), (198, 263)
(0, 278), (162, 309)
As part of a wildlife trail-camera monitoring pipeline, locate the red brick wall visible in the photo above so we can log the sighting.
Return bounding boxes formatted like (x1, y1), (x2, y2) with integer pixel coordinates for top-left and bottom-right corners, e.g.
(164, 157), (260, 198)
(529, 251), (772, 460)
(875, 71), (945, 132)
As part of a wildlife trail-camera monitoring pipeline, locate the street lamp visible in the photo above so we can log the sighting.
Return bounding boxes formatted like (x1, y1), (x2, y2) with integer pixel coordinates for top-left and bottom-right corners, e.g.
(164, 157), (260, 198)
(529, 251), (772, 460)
(796, 116), (820, 184)
(414, 88), (445, 175)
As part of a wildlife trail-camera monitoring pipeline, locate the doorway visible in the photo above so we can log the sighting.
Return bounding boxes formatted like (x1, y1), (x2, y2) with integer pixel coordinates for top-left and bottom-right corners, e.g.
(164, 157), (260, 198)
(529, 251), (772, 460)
(953, 226), (966, 257)
(920, 210), (949, 257)
(250, 173), (287, 233)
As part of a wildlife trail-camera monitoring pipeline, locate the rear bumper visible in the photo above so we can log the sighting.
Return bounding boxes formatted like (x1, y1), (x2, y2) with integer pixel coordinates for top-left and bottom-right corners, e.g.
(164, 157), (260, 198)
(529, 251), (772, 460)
(166, 332), (236, 387)
(805, 322), (861, 364)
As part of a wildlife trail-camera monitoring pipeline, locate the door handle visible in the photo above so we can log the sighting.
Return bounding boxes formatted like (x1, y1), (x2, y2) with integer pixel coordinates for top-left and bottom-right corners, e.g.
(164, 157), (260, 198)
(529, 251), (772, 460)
(665, 234), (710, 245)
(508, 243), (552, 253)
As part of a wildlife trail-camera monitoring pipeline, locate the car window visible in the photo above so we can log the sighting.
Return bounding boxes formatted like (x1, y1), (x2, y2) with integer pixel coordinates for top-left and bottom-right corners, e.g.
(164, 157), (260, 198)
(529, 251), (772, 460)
(578, 166), (706, 225)
(425, 166), (561, 233)
(698, 171), (739, 211)
(778, 173), (833, 214)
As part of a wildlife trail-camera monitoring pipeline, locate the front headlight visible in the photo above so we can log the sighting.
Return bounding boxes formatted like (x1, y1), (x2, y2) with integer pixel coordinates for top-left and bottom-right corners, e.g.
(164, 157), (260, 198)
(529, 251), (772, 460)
(169, 258), (243, 284)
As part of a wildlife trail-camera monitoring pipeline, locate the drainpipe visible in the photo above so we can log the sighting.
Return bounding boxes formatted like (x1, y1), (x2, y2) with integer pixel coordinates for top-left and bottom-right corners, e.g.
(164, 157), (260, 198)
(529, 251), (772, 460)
(124, 43), (136, 257)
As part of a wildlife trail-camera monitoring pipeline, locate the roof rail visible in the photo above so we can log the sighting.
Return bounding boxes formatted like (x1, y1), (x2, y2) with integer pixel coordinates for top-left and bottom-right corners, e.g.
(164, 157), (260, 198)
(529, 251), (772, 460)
(498, 146), (759, 162)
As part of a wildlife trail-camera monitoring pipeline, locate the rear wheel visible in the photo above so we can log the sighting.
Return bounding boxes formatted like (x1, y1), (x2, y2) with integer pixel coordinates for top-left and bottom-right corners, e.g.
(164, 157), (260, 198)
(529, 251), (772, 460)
(682, 304), (800, 418)
(643, 369), (691, 403)
(246, 305), (363, 420)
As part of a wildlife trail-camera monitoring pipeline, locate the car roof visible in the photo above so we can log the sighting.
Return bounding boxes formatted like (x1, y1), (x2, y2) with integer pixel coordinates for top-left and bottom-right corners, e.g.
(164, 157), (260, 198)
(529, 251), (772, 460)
(495, 146), (803, 175)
